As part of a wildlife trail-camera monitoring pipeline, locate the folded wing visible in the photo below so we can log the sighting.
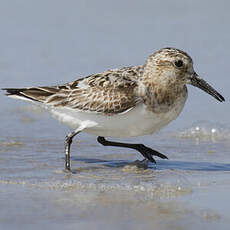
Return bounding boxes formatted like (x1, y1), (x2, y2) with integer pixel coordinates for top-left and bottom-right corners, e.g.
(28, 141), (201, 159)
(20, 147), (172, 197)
(3, 66), (143, 115)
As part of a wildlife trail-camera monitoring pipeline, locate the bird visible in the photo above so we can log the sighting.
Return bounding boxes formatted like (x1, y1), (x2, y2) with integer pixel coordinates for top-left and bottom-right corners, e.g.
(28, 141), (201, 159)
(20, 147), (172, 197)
(2, 47), (225, 172)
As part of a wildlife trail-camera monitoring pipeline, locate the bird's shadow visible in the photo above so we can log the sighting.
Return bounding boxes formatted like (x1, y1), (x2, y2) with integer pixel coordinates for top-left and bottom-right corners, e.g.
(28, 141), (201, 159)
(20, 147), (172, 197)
(70, 157), (230, 172)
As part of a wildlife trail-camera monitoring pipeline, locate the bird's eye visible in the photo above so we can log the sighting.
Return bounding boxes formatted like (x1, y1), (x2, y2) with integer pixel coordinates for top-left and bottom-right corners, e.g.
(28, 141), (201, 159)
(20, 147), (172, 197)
(174, 60), (183, 68)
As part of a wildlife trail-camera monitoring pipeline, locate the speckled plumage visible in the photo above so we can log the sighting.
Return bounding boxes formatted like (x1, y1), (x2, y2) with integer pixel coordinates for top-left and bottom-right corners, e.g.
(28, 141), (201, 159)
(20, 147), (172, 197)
(3, 48), (195, 116)
(3, 47), (225, 171)
(8, 65), (143, 115)
(4, 47), (224, 127)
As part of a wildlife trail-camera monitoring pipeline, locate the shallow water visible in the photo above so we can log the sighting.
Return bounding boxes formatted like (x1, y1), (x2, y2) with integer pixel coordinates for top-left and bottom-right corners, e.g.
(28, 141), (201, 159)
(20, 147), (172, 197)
(1, 106), (230, 230)
(1, 1), (230, 230)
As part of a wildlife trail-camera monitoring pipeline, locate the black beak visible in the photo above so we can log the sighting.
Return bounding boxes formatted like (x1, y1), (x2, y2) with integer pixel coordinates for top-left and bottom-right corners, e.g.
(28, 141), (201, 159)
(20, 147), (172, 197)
(189, 73), (225, 102)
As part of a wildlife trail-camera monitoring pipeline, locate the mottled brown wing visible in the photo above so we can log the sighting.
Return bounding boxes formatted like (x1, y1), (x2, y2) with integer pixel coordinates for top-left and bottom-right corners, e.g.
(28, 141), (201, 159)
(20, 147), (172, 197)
(46, 66), (143, 114)
(5, 66), (143, 115)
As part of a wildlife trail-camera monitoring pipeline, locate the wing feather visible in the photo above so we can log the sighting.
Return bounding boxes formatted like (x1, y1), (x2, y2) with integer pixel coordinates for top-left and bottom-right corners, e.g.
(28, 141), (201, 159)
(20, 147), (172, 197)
(3, 66), (143, 115)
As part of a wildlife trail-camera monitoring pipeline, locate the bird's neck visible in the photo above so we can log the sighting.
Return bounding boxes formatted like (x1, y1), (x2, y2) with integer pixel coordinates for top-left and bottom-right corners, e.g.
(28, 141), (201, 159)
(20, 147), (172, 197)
(137, 70), (187, 113)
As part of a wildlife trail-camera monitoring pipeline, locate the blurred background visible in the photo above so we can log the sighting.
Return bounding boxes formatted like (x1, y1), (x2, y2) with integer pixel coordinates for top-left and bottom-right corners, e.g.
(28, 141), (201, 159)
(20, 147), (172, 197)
(0, 1), (230, 230)
(0, 0), (229, 129)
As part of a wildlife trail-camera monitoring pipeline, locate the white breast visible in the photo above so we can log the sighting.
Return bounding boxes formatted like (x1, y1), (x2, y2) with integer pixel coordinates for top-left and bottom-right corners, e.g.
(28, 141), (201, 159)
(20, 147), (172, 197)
(49, 94), (187, 138)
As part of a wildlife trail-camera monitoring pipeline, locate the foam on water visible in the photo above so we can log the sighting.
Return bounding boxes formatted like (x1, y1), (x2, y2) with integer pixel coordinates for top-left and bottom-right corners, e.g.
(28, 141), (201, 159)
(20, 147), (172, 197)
(1, 0), (230, 228)
(0, 162), (192, 200)
(173, 121), (230, 141)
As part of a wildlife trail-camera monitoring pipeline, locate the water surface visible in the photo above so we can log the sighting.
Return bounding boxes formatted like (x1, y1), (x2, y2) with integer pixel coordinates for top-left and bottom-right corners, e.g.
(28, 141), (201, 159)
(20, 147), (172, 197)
(0, 1), (230, 229)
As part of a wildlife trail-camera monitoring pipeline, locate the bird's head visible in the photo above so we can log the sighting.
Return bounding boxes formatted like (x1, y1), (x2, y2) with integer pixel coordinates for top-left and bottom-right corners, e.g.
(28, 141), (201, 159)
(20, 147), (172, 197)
(144, 47), (224, 102)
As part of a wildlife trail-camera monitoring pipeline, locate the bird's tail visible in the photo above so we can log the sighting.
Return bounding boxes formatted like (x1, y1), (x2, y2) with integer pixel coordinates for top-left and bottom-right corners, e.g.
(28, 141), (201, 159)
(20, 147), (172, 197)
(2, 87), (59, 103)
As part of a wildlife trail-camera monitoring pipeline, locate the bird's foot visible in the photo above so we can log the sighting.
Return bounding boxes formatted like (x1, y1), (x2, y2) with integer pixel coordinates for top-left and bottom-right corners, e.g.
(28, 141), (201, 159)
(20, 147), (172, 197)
(136, 144), (168, 163)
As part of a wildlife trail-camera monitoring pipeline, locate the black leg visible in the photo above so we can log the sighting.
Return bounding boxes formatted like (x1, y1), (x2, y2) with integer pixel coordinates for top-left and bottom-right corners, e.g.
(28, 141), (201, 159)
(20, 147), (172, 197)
(64, 131), (81, 171)
(97, 136), (168, 163)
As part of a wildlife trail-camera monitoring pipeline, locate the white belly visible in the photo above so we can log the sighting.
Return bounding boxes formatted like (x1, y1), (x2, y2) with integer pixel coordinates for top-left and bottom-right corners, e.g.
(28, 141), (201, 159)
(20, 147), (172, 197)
(49, 96), (187, 138)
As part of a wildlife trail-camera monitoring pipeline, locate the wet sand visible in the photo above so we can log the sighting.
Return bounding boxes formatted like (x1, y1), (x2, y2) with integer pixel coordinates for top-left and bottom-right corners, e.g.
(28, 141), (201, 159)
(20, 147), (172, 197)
(1, 1), (230, 229)
(0, 106), (230, 230)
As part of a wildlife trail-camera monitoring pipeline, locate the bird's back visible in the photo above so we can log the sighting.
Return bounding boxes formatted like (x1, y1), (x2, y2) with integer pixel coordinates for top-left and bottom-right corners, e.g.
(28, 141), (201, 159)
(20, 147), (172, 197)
(3, 65), (143, 115)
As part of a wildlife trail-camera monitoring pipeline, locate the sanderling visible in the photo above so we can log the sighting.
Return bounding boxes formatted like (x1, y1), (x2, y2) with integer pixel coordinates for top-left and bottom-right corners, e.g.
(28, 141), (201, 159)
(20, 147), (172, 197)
(3, 48), (225, 172)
